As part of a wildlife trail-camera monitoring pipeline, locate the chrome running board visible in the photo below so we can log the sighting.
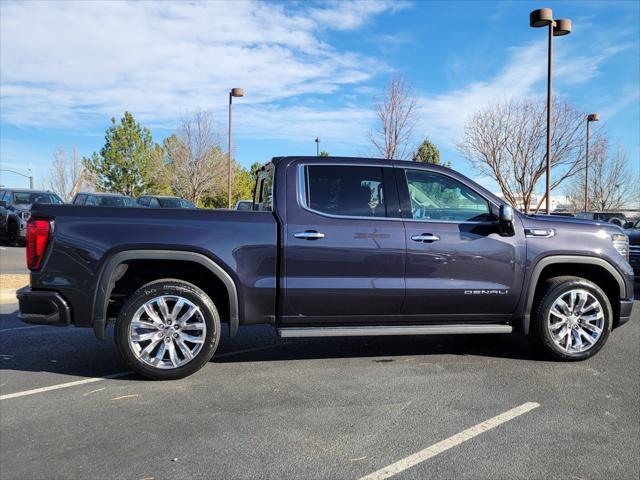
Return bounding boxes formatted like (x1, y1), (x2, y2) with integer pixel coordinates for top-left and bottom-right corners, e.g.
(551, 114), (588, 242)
(277, 324), (513, 338)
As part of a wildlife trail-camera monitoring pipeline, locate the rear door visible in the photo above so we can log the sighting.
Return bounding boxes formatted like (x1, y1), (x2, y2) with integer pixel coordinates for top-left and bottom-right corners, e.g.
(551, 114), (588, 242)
(281, 160), (406, 325)
(398, 166), (525, 318)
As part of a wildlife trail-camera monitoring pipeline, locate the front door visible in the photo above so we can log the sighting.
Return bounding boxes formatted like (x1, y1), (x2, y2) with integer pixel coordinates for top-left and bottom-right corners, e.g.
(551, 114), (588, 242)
(281, 162), (406, 325)
(398, 167), (525, 318)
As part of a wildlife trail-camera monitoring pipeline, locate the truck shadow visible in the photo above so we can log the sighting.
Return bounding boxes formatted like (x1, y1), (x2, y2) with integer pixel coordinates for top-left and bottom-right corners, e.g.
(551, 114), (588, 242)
(211, 324), (544, 364)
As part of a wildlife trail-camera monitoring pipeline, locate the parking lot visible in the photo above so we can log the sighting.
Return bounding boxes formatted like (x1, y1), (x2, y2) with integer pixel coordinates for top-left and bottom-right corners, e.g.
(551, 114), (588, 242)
(0, 283), (638, 480)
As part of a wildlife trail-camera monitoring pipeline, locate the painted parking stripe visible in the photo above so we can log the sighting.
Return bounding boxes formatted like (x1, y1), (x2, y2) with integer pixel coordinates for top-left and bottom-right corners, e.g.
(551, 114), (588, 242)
(359, 402), (540, 480)
(0, 372), (131, 401)
(0, 325), (44, 332)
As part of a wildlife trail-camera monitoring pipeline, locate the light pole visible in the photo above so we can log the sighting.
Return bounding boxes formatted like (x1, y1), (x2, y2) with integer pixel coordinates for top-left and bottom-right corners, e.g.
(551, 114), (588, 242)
(584, 113), (600, 212)
(0, 168), (33, 188)
(530, 8), (572, 214)
(315, 137), (320, 156)
(228, 87), (244, 208)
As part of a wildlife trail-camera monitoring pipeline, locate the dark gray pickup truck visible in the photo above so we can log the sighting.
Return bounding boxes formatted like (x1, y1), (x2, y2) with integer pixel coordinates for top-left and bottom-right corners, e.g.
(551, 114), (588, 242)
(18, 157), (635, 379)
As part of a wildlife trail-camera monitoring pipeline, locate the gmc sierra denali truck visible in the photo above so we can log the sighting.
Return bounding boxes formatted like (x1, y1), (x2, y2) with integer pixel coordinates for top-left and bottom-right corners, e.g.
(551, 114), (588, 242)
(17, 157), (635, 380)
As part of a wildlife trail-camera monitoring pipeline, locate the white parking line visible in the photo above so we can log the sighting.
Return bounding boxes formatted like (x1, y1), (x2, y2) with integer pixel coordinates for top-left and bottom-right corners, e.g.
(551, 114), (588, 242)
(0, 325), (44, 332)
(0, 372), (131, 401)
(359, 402), (540, 480)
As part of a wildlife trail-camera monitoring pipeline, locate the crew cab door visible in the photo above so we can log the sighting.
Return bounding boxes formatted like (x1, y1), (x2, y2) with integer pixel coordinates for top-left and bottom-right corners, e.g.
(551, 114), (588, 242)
(280, 161), (405, 324)
(397, 166), (525, 318)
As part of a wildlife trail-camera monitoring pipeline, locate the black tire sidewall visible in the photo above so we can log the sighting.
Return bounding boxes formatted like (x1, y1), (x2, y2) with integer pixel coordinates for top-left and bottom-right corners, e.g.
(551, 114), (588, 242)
(115, 279), (221, 380)
(533, 277), (612, 361)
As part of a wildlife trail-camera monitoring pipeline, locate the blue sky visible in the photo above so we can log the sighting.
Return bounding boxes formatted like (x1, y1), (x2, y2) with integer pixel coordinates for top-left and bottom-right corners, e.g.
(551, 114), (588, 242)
(1, 0), (638, 195)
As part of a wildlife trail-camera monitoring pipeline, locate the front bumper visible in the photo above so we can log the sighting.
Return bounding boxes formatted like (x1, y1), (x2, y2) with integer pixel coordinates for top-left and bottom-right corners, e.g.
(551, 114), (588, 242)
(17, 287), (71, 326)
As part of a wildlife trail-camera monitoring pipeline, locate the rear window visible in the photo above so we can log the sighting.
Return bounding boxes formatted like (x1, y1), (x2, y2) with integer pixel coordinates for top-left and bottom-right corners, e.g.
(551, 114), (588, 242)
(254, 166), (274, 211)
(305, 165), (386, 218)
(12, 192), (63, 205)
(88, 195), (136, 207)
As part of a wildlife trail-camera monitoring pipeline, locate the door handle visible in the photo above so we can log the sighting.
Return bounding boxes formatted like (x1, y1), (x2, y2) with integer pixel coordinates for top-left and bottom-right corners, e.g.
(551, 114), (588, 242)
(294, 230), (325, 240)
(411, 233), (440, 243)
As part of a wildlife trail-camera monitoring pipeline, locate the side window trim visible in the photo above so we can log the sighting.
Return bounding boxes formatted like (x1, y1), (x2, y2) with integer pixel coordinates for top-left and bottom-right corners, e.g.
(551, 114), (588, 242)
(296, 163), (401, 222)
(397, 166), (498, 224)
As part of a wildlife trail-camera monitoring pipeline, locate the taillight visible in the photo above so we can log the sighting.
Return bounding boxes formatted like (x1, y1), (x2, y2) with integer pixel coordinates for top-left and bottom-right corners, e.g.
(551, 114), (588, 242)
(26, 219), (51, 271)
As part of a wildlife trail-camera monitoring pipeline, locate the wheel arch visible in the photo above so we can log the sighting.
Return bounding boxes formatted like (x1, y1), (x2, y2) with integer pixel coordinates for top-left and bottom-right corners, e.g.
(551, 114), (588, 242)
(93, 250), (239, 340)
(522, 255), (626, 335)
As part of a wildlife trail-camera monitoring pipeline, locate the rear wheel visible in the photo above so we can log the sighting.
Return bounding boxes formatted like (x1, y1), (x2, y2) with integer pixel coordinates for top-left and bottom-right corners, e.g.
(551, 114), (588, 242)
(530, 276), (612, 361)
(115, 279), (221, 380)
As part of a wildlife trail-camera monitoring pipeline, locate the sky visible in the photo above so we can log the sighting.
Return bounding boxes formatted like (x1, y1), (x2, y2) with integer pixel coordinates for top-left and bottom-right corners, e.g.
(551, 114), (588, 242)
(1, 0), (639, 197)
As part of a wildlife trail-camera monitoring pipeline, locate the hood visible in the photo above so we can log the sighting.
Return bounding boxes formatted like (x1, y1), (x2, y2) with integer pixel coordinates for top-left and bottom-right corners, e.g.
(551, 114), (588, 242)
(521, 213), (624, 237)
(11, 203), (32, 211)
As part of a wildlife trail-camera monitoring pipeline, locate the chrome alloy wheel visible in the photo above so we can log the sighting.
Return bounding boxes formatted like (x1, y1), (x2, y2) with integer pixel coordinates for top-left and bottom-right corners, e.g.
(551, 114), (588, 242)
(128, 295), (207, 369)
(547, 289), (604, 354)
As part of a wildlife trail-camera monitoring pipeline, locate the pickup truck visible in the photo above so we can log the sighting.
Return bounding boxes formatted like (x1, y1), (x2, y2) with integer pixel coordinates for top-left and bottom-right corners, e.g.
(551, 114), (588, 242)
(17, 156), (635, 379)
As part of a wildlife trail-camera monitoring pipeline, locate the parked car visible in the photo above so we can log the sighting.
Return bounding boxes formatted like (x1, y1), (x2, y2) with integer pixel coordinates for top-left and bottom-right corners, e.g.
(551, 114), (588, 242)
(0, 189), (63, 246)
(235, 200), (253, 211)
(71, 192), (137, 207)
(625, 219), (640, 278)
(574, 211), (627, 227)
(18, 156), (634, 379)
(137, 195), (196, 209)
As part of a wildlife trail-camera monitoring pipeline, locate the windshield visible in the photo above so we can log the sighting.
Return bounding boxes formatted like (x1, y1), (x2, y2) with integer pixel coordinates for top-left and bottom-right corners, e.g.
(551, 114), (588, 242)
(157, 197), (195, 208)
(96, 196), (136, 207)
(12, 192), (63, 205)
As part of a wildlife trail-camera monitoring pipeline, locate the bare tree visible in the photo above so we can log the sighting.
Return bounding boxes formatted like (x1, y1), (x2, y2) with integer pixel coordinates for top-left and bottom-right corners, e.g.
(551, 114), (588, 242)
(458, 98), (590, 213)
(564, 140), (639, 212)
(369, 75), (417, 160)
(164, 111), (226, 206)
(48, 146), (90, 201)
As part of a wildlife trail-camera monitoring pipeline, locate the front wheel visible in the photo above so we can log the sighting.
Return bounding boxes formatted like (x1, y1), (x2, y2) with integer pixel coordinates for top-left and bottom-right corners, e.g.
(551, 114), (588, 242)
(115, 279), (221, 380)
(530, 276), (612, 361)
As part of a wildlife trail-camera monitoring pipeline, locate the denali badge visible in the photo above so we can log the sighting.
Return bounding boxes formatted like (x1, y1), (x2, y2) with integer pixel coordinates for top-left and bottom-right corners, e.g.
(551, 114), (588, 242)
(464, 290), (509, 295)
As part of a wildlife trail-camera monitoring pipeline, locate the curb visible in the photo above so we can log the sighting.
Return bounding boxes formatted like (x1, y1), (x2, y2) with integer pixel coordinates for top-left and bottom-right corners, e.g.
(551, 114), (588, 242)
(0, 288), (19, 305)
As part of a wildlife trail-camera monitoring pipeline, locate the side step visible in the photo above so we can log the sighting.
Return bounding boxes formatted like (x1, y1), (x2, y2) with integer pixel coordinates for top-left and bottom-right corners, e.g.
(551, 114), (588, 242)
(277, 324), (513, 338)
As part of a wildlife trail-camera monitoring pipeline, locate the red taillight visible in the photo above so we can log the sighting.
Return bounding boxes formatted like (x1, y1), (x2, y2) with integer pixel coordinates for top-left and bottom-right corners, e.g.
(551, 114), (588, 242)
(26, 219), (51, 271)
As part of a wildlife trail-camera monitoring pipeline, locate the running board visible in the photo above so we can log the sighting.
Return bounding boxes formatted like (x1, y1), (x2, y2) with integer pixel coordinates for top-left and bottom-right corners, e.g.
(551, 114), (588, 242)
(277, 324), (513, 338)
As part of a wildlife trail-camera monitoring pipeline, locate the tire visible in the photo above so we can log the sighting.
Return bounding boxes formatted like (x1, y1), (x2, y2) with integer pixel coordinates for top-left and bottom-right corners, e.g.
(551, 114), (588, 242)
(115, 279), (221, 380)
(530, 276), (612, 361)
(7, 222), (23, 247)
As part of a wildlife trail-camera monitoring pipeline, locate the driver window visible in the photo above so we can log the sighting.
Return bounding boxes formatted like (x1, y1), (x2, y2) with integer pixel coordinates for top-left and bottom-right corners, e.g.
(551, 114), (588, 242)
(404, 169), (490, 222)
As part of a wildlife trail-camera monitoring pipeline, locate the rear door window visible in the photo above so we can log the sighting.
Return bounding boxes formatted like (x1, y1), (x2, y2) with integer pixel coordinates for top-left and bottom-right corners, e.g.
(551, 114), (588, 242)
(305, 165), (386, 218)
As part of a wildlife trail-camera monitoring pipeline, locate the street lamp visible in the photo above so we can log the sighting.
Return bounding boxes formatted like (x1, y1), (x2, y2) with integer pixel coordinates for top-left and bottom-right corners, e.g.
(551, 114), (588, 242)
(228, 87), (244, 208)
(530, 8), (572, 214)
(0, 168), (34, 189)
(584, 113), (600, 212)
(314, 137), (320, 156)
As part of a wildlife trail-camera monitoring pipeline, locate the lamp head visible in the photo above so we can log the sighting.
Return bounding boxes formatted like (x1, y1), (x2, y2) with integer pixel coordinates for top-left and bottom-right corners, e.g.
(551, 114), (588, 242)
(587, 113), (600, 122)
(230, 87), (244, 97)
(553, 18), (572, 36)
(530, 8), (553, 27)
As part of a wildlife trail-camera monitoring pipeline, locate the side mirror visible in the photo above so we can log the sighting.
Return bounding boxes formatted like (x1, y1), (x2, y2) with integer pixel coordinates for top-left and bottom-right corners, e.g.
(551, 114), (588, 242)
(0, 200), (6, 208)
(499, 204), (515, 237)
(623, 221), (633, 229)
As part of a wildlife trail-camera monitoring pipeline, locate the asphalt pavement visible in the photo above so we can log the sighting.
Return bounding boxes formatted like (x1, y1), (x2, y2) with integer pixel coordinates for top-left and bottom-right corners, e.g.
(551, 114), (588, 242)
(0, 246), (27, 274)
(1, 290), (638, 480)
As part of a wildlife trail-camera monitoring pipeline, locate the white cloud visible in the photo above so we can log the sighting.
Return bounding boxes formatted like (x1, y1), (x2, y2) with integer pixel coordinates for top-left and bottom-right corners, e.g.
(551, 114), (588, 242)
(415, 39), (630, 148)
(0, 0), (395, 129)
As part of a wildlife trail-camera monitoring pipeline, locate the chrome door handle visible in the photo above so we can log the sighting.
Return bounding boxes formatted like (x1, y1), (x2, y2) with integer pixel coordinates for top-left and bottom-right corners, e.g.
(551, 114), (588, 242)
(294, 230), (325, 240)
(411, 234), (440, 243)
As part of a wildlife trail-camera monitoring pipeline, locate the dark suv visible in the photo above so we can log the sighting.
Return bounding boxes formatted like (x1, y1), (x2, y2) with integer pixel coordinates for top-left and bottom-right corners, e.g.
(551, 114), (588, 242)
(0, 189), (63, 246)
(625, 219), (640, 277)
(575, 211), (627, 227)
(71, 192), (137, 207)
(137, 195), (195, 209)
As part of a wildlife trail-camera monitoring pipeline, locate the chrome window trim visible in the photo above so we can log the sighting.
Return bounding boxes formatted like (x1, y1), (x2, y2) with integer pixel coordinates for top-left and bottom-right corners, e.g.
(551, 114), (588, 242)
(296, 163), (501, 225)
(297, 163), (402, 222)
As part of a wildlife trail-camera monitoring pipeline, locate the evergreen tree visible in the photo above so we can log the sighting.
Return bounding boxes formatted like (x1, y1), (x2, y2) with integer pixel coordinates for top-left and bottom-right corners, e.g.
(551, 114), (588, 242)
(84, 112), (166, 196)
(413, 138), (441, 164)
